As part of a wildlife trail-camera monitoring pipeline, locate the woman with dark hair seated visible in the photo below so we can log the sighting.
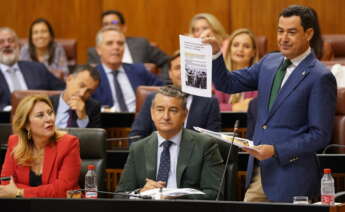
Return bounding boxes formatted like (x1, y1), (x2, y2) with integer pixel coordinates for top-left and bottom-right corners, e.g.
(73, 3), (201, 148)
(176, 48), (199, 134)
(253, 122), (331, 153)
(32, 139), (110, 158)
(0, 95), (80, 198)
(20, 18), (69, 78)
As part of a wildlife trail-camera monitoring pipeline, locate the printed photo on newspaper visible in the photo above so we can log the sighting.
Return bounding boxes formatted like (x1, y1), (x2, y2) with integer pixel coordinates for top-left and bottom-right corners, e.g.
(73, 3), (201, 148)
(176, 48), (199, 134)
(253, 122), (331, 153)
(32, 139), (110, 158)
(179, 35), (212, 97)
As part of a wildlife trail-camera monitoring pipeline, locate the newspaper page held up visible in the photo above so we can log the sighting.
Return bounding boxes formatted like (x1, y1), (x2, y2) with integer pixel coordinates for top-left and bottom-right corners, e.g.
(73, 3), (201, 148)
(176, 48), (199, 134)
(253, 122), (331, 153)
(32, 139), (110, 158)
(179, 35), (212, 97)
(194, 127), (256, 150)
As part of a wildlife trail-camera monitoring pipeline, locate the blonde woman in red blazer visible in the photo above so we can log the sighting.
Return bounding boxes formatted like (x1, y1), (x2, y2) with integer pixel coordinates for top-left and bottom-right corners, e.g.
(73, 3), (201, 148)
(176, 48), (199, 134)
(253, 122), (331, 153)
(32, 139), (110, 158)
(0, 95), (80, 198)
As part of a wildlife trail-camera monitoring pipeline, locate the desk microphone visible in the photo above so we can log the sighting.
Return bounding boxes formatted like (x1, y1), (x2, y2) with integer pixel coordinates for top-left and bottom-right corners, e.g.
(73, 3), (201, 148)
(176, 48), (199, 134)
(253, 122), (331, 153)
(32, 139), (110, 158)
(107, 135), (142, 147)
(106, 135), (141, 141)
(335, 191), (345, 200)
(322, 144), (345, 154)
(216, 120), (239, 201)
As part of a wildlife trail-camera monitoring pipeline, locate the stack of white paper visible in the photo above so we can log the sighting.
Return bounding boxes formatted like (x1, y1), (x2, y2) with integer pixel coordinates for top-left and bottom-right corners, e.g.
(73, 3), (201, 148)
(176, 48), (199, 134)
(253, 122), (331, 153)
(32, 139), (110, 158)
(140, 188), (205, 199)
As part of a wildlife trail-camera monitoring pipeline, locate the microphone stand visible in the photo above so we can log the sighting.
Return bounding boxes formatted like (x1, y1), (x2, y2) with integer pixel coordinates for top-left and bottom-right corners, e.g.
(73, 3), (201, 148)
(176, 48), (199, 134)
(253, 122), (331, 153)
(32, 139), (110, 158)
(216, 120), (239, 201)
(322, 144), (345, 154)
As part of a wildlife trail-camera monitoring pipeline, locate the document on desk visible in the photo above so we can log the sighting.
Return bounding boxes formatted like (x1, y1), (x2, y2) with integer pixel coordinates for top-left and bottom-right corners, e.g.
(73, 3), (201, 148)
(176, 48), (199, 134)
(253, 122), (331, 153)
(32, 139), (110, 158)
(179, 35), (212, 97)
(194, 127), (256, 150)
(140, 188), (205, 198)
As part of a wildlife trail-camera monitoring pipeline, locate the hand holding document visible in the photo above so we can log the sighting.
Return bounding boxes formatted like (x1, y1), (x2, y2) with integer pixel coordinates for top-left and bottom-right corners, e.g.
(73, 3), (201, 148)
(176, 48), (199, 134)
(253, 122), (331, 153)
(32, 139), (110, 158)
(194, 127), (256, 150)
(139, 188), (205, 199)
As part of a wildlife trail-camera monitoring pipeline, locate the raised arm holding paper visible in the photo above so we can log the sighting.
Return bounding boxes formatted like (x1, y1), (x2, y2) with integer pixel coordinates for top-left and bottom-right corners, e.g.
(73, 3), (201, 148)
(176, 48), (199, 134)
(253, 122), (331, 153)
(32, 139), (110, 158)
(202, 5), (336, 203)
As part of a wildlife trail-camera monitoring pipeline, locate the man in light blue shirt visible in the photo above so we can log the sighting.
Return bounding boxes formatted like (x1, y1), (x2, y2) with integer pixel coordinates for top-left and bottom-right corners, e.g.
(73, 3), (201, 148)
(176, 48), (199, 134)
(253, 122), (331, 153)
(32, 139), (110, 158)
(92, 27), (163, 112)
(51, 65), (101, 128)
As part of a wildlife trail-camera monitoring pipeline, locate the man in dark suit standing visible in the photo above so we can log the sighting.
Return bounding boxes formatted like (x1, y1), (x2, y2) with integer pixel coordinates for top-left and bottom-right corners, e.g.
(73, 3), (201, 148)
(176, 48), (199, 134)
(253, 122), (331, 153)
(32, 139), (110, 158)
(116, 85), (223, 200)
(203, 5), (336, 202)
(88, 10), (169, 81)
(92, 27), (163, 112)
(0, 27), (65, 111)
(129, 52), (221, 143)
(50, 65), (101, 128)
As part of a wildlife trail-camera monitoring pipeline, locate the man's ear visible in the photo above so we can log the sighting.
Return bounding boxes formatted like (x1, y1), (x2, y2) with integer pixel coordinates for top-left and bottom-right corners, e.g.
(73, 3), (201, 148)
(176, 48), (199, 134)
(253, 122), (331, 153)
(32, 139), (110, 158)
(305, 28), (314, 43)
(96, 46), (102, 57)
(184, 108), (188, 117)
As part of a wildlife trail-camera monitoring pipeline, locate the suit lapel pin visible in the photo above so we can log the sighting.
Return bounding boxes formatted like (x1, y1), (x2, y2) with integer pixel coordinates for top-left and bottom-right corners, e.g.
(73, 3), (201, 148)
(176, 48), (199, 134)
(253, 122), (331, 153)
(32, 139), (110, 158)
(302, 71), (306, 75)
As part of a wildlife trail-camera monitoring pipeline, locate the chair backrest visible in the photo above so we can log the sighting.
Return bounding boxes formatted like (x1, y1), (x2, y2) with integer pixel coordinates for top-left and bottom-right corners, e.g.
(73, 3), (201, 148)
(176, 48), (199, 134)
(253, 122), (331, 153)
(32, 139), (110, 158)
(55, 39), (77, 66)
(323, 35), (345, 63)
(255, 36), (268, 59)
(19, 38), (77, 67)
(0, 123), (12, 146)
(62, 128), (106, 191)
(331, 88), (345, 153)
(11, 90), (63, 116)
(135, 86), (161, 113)
(0, 123), (12, 170)
(214, 138), (238, 200)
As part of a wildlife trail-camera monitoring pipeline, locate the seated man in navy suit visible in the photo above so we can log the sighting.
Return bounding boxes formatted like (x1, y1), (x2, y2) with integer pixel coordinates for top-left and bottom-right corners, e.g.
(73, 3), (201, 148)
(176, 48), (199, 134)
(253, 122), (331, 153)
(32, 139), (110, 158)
(129, 52), (221, 144)
(92, 26), (163, 112)
(50, 64), (101, 128)
(87, 10), (169, 81)
(0, 27), (65, 111)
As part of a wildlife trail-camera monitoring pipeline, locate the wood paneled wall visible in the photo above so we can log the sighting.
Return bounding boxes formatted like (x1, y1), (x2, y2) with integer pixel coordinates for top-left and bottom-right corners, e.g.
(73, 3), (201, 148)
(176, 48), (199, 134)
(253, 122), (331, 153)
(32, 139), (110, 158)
(230, 0), (345, 53)
(0, 0), (344, 64)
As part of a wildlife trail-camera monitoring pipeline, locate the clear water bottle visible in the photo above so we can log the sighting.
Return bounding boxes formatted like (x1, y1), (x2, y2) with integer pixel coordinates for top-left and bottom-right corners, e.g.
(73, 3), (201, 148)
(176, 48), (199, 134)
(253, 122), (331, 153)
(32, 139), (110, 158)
(321, 168), (335, 205)
(85, 164), (98, 199)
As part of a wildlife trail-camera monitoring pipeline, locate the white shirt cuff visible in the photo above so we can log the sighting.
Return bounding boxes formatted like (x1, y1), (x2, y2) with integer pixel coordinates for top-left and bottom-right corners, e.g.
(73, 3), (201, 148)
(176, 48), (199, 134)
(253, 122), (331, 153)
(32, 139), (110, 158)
(77, 116), (89, 128)
(212, 51), (222, 60)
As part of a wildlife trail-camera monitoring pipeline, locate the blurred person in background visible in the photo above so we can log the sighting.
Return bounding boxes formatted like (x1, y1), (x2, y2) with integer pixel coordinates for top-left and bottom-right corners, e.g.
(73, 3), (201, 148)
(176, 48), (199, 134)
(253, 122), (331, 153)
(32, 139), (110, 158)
(92, 27), (163, 112)
(189, 13), (228, 53)
(0, 27), (65, 111)
(88, 10), (169, 81)
(129, 51), (221, 143)
(20, 18), (69, 78)
(214, 28), (258, 112)
(51, 65), (101, 128)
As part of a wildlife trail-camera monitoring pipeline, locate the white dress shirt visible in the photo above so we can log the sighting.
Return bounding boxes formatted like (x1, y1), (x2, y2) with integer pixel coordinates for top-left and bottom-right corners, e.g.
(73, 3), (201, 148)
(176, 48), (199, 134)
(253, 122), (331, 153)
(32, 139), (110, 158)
(156, 130), (182, 189)
(184, 95), (193, 127)
(281, 47), (311, 87)
(0, 63), (28, 92)
(102, 64), (136, 112)
(122, 42), (134, 64)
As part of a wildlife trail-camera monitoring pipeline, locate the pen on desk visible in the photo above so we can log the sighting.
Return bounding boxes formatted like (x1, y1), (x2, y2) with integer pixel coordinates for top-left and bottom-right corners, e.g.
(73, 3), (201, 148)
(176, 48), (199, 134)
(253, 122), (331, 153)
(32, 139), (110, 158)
(0, 176), (11, 181)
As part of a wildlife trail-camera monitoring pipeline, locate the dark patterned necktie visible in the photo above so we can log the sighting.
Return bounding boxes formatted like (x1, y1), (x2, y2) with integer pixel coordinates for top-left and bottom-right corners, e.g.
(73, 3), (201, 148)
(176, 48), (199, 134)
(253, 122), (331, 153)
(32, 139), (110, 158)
(268, 59), (292, 110)
(156, 140), (173, 183)
(66, 109), (77, 127)
(111, 71), (128, 112)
